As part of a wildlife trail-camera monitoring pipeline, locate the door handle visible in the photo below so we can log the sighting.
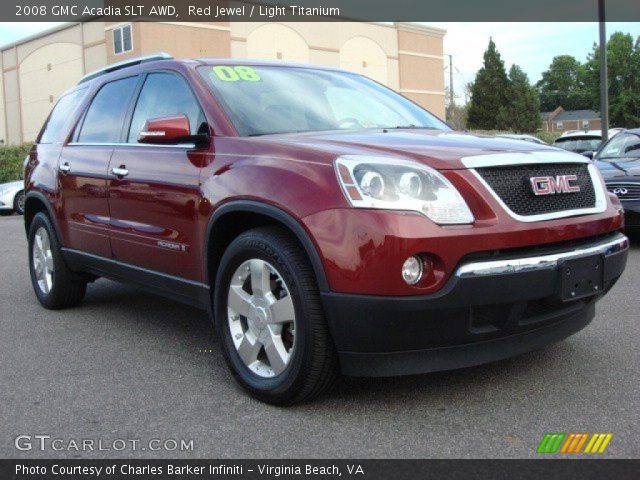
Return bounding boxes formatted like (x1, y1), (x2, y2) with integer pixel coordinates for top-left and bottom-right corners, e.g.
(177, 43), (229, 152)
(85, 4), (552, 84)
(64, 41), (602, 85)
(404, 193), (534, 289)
(111, 166), (129, 177)
(59, 163), (71, 173)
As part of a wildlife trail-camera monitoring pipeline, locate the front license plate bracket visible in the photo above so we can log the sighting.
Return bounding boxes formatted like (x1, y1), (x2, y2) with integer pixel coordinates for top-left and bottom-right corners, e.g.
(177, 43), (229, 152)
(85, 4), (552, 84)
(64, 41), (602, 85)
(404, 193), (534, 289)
(560, 254), (604, 302)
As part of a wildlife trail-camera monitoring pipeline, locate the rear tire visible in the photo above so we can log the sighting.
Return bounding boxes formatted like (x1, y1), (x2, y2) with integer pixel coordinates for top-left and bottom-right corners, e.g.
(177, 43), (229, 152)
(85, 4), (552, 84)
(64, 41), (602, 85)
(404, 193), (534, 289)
(28, 212), (87, 309)
(214, 226), (339, 405)
(14, 190), (25, 215)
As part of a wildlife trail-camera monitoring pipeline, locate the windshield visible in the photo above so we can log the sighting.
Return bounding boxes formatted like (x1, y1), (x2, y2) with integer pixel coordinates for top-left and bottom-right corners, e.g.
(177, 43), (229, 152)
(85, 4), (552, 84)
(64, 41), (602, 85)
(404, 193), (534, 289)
(198, 65), (450, 136)
(597, 133), (640, 162)
(553, 137), (601, 153)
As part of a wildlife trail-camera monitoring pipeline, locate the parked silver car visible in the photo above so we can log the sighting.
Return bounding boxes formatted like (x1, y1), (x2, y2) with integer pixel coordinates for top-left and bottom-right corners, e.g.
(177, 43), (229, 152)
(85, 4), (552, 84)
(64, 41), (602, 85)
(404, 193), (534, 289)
(0, 180), (25, 215)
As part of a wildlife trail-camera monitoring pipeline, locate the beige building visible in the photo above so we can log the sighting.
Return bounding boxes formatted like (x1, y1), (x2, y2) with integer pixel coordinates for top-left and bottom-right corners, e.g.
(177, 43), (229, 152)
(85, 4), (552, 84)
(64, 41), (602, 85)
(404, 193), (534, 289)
(0, 21), (446, 145)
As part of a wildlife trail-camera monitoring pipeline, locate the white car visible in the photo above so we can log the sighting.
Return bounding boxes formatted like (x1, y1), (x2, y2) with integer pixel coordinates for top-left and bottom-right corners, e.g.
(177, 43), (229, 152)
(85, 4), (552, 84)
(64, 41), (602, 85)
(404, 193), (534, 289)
(0, 180), (25, 215)
(553, 128), (624, 156)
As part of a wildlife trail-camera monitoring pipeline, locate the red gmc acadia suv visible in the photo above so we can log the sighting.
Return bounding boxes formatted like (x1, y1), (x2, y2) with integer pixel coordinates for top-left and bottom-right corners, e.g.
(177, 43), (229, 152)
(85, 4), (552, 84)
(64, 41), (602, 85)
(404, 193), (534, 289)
(24, 54), (629, 404)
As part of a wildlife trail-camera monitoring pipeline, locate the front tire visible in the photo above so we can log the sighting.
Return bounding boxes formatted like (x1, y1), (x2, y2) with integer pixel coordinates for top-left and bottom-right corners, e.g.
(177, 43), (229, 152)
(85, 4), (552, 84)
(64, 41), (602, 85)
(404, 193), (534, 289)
(214, 226), (338, 405)
(28, 212), (87, 309)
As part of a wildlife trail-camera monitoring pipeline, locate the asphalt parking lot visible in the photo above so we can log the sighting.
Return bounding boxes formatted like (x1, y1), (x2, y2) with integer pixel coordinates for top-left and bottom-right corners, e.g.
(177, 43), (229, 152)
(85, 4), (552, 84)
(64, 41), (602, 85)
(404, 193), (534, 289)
(1, 214), (638, 459)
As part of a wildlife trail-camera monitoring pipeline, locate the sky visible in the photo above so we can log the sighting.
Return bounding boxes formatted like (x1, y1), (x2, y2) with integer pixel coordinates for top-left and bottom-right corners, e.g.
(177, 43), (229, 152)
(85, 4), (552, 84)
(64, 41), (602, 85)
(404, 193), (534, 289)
(430, 22), (640, 104)
(1, 21), (639, 105)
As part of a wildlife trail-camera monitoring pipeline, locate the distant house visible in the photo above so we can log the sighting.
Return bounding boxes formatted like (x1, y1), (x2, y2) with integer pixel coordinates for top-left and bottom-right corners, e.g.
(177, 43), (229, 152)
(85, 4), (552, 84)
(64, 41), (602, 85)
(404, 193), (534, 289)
(541, 107), (602, 133)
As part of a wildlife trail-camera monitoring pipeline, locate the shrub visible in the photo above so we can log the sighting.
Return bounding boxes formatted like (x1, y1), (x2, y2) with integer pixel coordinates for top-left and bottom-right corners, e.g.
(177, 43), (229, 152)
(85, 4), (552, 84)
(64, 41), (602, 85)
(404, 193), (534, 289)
(0, 144), (31, 183)
(535, 131), (562, 144)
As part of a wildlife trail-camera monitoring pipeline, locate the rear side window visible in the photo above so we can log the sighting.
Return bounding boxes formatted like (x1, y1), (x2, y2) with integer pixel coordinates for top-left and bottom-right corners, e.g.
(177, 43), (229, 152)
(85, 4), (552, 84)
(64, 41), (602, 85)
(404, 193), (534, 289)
(127, 72), (205, 142)
(39, 88), (87, 144)
(78, 76), (139, 143)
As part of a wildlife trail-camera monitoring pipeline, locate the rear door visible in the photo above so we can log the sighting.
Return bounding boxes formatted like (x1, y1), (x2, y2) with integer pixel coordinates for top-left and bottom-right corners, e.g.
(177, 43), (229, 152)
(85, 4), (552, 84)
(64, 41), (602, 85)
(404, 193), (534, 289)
(31, 86), (88, 235)
(59, 76), (139, 258)
(107, 71), (207, 280)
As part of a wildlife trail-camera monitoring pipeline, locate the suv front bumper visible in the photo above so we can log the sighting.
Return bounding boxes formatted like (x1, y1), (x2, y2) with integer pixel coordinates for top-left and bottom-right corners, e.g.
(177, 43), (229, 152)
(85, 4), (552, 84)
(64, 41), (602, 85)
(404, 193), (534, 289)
(322, 233), (628, 376)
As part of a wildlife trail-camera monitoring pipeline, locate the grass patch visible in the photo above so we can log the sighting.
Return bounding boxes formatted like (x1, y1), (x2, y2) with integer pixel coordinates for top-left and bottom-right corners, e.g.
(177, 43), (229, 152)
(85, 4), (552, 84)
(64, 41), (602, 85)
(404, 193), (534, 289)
(0, 145), (31, 183)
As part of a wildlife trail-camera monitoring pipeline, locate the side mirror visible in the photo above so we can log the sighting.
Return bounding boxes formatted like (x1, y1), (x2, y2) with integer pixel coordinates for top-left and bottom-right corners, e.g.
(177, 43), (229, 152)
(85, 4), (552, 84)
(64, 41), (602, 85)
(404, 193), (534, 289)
(581, 151), (594, 160)
(138, 115), (209, 147)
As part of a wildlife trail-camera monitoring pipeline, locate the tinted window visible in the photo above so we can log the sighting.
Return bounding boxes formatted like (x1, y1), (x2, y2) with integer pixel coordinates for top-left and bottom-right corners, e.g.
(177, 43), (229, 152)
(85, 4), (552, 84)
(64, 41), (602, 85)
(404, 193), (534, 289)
(39, 87), (87, 144)
(197, 66), (449, 136)
(599, 133), (640, 161)
(554, 137), (601, 153)
(78, 76), (138, 143)
(128, 72), (205, 142)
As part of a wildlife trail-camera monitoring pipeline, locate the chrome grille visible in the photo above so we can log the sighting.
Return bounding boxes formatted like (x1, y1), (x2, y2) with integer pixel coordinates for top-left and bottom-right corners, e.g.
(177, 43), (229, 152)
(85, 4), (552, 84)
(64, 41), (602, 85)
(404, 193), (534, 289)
(476, 163), (596, 217)
(606, 182), (640, 201)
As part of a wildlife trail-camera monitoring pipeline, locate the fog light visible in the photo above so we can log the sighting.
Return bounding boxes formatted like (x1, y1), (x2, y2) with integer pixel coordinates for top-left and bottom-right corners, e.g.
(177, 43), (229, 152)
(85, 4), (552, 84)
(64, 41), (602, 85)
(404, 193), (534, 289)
(402, 256), (423, 285)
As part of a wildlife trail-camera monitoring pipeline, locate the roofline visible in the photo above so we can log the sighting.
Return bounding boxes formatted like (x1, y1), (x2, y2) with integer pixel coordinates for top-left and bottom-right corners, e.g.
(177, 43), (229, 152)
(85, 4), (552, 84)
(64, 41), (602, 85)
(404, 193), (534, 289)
(79, 51), (174, 84)
(0, 20), (446, 53)
(394, 22), (447, 37)
(0, 22), (79, 51)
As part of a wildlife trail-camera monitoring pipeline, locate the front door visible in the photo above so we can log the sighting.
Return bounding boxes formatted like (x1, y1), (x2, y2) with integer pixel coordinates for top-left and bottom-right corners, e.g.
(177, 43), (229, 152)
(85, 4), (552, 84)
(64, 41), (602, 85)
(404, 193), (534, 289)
(107, 71), (208, 280)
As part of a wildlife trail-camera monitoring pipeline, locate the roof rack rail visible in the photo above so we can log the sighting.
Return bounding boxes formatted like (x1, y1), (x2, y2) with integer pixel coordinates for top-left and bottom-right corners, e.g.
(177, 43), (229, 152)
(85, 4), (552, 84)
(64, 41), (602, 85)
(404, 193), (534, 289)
(78, 52), (173, 84)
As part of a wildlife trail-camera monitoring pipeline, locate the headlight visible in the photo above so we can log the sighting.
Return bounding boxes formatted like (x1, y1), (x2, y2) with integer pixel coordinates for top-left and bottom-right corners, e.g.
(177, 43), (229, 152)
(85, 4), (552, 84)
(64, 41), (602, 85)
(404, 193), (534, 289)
(335, 156), (474, 225)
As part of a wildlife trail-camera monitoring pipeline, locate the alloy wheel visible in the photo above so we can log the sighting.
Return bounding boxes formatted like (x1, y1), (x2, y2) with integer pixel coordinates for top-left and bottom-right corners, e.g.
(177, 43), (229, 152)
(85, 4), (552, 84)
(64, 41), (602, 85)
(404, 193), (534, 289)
(227, 259), (296, 378)
(33, 227), (54, 294)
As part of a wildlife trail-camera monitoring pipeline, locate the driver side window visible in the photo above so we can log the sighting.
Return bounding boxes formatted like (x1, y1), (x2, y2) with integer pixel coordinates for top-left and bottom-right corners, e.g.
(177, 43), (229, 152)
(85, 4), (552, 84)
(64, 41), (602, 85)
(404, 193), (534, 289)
(128, 72), (205, 143)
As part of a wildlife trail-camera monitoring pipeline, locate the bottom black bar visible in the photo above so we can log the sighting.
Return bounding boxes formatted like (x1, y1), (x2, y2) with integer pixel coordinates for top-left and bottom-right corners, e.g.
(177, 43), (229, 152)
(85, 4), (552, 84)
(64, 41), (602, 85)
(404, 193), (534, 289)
(1, 459), (639, 480)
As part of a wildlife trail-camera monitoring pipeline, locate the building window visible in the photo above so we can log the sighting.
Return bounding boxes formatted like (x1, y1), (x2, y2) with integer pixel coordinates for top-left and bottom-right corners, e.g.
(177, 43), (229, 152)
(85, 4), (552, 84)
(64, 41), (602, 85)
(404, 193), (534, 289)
(582, 120), (589, 129)
(556, 121), (563, 130)
(113, 25), (133, 55)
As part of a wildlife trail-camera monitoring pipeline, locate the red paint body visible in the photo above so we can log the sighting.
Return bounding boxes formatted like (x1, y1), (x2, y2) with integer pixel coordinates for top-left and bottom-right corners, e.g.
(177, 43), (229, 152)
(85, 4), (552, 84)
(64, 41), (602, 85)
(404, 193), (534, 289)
(24, 59), (624, 297)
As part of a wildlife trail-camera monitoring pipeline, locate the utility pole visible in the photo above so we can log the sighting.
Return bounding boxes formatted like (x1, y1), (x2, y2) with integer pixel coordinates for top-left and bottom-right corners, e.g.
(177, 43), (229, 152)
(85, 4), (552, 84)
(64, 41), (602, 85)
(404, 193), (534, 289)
(598, 0), (609, 142)
(447, 54), (454, 106)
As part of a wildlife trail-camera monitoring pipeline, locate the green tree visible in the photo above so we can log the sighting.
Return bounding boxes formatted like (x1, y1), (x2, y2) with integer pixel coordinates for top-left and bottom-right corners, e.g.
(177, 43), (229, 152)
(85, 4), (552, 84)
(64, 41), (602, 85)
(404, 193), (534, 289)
(536, 55), (590, 111)
(467, 39), (509, 129)
(446, 103), (468, 130)
(584, 32), (640, 127)
(497, 65), (541, 133)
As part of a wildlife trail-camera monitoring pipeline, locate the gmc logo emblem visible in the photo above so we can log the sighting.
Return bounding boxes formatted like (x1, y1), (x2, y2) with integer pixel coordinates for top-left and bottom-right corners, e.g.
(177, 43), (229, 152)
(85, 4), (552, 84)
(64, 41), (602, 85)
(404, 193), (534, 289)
(530, 175), (581, 195)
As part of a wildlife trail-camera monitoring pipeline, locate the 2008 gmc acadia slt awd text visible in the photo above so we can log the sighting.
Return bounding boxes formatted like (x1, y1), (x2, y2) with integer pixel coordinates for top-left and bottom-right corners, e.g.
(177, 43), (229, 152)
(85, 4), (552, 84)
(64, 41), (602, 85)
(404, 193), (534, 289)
(24, 54), (628, 404)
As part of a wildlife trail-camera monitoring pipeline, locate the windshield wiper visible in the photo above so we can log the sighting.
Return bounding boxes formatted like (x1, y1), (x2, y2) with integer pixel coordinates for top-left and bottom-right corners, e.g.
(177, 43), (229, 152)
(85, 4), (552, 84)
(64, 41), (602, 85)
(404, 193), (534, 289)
(384, 125), (438, 131)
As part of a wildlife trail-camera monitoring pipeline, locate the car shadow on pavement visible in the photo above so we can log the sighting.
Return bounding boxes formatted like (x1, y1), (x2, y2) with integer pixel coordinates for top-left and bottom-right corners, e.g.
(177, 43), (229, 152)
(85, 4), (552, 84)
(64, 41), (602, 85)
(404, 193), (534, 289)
(76, 278), (581, 409)
(79, 279), (217, 353)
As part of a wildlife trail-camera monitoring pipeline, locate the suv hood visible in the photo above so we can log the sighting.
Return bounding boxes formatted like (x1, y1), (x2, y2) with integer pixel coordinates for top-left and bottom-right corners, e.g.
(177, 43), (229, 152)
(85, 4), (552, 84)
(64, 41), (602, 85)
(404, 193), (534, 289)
(254, 129), (559, 169)
(595, 158), (640, 178)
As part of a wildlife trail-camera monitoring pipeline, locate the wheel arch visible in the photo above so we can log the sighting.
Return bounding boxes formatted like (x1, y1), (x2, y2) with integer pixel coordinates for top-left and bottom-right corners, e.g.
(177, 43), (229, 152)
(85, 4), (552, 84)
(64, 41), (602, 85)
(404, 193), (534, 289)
(205, 201), (329, 292)
(24, 191), (61, 241)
